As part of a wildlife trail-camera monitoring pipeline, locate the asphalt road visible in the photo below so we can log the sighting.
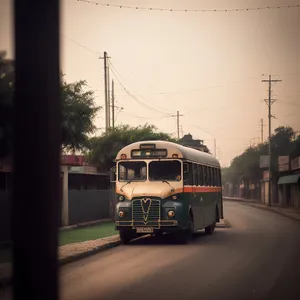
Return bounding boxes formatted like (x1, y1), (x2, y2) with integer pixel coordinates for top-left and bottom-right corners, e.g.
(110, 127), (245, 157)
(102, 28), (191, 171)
(3, 201), (300, 300)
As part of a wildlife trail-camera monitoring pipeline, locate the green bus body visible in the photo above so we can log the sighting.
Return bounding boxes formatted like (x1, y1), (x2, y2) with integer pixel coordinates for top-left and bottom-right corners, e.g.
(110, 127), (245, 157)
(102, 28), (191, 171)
(112, 140), (223, 244)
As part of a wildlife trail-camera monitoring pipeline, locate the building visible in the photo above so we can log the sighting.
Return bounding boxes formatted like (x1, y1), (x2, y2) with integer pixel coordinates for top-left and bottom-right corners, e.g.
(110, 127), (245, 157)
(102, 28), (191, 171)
(179, 133), (210, 153)
(277, 156), (300, 209)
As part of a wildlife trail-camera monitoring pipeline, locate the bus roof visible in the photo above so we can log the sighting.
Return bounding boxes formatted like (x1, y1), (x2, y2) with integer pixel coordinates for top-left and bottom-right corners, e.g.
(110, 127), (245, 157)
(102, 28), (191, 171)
(115, 140), (220, 167)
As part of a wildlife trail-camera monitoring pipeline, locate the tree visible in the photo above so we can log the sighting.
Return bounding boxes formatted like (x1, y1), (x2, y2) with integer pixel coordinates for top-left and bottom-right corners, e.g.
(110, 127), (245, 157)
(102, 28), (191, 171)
(87, 124), (177, 171)
(222, 126), (300, 186)
(290, 135), (300, 159)
(0, 53), (100, 158)
(61, 74), (100, 152)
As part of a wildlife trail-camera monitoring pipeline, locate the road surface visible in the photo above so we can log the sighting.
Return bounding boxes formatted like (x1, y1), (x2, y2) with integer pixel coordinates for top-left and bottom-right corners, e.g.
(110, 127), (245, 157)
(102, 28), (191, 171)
(3, 201), (300, 299)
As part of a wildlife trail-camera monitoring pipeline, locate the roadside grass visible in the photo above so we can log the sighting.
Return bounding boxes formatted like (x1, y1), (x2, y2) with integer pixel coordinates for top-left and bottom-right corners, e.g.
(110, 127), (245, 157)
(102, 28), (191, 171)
(59, 222), (118, 246)
(0, 222), (118, 263)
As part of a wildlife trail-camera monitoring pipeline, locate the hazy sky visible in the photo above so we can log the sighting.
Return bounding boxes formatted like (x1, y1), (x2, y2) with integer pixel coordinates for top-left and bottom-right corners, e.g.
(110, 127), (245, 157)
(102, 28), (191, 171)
(1, 0), (300, 166)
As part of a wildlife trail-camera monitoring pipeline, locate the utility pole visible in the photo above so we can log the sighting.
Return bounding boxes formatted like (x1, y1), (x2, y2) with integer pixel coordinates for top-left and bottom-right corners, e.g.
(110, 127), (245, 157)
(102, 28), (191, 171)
(170, 111), (184, 139)
(99, 51), (111, 133)
(262, 75), (282, 206)
(176, 111), (183, 139)
(107, 64), (111, 130)
(111, 79), (115, 129)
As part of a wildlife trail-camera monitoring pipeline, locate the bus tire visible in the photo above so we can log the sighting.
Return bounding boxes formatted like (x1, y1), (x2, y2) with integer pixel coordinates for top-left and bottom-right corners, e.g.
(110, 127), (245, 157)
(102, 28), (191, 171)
(119, 229), (132, 245)
(205, 222), (216, 235)
(175, 214), (193, 244)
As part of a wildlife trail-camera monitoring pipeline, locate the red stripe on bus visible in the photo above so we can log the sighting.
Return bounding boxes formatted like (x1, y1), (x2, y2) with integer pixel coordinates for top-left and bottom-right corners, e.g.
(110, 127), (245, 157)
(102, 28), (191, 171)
(183, 186), (222, 193)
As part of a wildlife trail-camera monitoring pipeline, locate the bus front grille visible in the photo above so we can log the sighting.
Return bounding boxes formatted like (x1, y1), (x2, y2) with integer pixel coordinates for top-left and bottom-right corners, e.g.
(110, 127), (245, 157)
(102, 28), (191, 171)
(132, 198), (160, 225)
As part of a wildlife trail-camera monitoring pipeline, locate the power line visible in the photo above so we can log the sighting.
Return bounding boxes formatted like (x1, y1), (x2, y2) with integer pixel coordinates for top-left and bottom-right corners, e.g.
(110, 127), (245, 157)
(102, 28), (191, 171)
(121, 111), (174, 120)
(114, 75), (263, 97)
(107, 59), (172, 115)
(61, 33), (99, 55)
(76, 1), (300, 12)
(108, 59), (172, 114)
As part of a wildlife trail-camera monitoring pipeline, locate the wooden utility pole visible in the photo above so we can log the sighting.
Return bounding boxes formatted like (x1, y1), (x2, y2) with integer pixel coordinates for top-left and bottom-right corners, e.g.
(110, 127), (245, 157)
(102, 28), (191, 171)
(111, 79), (115, 129)
(107, 64), (111, 130)
(99, 51), (111, 133)
(262, 75), (282, 206)
(176, 111), (183, 139)
(170, 111), (184, 139)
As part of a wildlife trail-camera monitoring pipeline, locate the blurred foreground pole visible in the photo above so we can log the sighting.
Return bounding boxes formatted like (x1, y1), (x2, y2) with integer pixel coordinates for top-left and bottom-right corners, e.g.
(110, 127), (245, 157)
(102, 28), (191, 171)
(13, 0), (60, 299)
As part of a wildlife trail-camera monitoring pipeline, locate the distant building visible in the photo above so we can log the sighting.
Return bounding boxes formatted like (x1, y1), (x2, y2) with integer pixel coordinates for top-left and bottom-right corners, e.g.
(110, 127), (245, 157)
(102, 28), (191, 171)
(179, 133), (210, 153)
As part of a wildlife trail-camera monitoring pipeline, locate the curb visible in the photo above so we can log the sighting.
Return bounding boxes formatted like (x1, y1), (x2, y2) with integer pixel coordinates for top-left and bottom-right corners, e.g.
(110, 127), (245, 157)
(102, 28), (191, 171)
(59, 239), (121, 266)
(224, 198), (300, 223)
(242, 202), (300, 223)
(223, 197), (258, 204)
(0, 237), (122, 290)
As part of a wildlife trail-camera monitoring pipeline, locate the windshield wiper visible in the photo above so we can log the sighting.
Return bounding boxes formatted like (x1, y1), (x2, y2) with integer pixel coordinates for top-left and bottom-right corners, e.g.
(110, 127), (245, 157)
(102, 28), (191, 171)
(120, 180), (132, 191)
(162, 180), (175, 192)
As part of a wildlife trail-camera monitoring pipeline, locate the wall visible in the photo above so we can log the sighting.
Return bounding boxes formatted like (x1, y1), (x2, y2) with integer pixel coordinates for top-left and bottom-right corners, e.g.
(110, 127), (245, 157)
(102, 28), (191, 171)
(0, 191), (11, 243)
(68, 190), (111, 225)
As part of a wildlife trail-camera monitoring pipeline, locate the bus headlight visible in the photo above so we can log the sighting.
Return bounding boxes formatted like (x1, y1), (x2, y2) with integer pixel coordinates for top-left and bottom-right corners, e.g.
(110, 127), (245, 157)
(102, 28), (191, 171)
(119, 195), (124, 201)
(172, 195), (178, 200)
(119, 211), (125, 217)
(168, 210), (175, 218)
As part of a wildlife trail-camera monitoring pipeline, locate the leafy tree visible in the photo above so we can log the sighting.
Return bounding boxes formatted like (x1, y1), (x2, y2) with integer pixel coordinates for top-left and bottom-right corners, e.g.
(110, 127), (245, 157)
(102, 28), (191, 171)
(87, 124), (177, 171)
(61, 75), (100, 152)
(0, 52), (100, 157)
(290, 134), (300, 159)
(222, 126), (300, 186)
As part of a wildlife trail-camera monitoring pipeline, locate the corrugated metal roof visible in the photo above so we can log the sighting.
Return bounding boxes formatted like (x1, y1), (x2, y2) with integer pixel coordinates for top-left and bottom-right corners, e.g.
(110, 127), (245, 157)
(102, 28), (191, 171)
(277, 174), (300, 185)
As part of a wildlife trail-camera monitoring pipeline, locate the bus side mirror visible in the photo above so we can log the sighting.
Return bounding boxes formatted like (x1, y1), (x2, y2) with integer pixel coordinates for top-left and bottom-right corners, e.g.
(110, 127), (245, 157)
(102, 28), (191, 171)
(110, 165), (116, 182)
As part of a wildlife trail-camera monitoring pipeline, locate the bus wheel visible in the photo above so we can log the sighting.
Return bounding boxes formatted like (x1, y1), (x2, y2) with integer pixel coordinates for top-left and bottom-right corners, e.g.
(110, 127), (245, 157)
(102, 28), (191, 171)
(119, 229), (132, 245)
(175, 215), (193, 244)
(205, 222), (216, 235)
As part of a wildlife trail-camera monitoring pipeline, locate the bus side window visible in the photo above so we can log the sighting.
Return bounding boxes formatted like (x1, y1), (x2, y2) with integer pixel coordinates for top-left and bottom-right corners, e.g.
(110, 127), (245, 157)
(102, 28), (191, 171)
(197, 164), (200, 186)
(218, 168), (221, 186)
(199, 165), (204, 186)
(188, 162), (193, 185)
(203, 166), (207, 186)
(183, 163), (189, 185)
(212, 168), (216, 186)
(217, 168), (220, 186)
(193, 164), (198, 186)
(208, 167), (213, 186)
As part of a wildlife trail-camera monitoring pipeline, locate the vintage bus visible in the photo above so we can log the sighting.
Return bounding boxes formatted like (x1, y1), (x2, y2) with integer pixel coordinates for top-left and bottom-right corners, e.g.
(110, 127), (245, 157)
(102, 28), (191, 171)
(112, 140), (223, 244)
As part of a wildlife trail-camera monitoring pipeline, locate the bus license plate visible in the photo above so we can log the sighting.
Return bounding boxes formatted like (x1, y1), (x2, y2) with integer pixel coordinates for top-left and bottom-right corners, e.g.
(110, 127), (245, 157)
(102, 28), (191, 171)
(136, 227), (153, 233)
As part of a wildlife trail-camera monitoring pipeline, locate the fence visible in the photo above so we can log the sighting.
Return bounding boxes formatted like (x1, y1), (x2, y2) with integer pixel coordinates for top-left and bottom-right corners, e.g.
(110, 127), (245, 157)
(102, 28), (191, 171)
(68, 190), (111, 225)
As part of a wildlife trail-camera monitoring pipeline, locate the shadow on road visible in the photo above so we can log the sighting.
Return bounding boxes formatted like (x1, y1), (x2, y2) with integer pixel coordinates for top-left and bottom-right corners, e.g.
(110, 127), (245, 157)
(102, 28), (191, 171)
(128, 229), (229, 246)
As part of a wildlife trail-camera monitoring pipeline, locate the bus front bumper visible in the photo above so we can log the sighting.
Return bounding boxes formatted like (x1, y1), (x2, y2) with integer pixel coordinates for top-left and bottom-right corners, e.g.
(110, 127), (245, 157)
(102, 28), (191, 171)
(115, 220), (188, 234)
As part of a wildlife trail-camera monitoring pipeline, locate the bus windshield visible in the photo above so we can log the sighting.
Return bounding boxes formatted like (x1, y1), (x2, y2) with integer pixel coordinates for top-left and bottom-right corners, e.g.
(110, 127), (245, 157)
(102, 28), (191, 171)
(149, 160), (181, 181)
(118, 161), (147, 181)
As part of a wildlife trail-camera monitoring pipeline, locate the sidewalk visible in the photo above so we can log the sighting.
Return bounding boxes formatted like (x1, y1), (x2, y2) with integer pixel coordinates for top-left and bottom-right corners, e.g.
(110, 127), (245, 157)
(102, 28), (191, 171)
(0, 220), (120, 290)
(0, 234), (121, 290)
(223, 197), (300, 222)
